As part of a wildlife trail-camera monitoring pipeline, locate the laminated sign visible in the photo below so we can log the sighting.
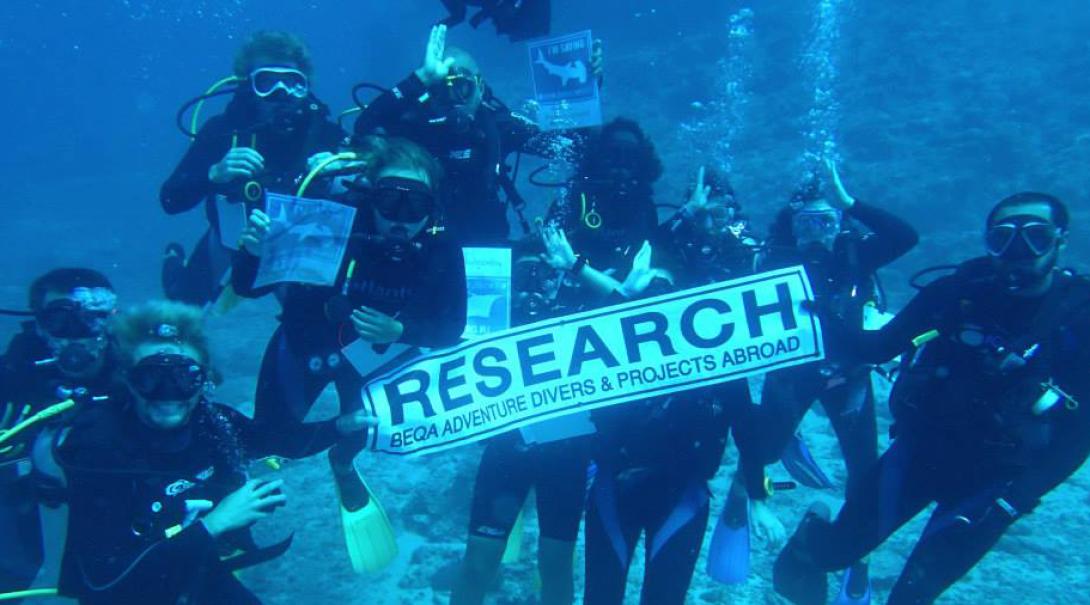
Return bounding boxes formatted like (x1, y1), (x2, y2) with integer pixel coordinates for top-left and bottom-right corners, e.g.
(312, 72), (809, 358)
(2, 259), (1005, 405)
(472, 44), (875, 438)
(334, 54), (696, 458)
(528, 29), (602, 130)
(254, 193), (356, 289)
(364, 266), (824, 456)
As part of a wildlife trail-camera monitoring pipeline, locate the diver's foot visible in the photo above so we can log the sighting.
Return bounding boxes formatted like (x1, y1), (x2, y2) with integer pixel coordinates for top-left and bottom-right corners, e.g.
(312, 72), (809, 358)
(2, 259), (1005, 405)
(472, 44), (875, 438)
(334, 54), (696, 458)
(161, 242), (187, 300)
(773, 502), (832, 605)
(329, 450), (370, 512)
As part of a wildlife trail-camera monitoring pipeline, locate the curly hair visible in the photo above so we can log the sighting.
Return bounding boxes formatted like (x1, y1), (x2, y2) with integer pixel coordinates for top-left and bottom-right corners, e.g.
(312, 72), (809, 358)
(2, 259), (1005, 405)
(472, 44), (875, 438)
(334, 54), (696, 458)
(233, 30), (314, 78)
(353, 135), (445, 191)
(111, 300), (212, 369)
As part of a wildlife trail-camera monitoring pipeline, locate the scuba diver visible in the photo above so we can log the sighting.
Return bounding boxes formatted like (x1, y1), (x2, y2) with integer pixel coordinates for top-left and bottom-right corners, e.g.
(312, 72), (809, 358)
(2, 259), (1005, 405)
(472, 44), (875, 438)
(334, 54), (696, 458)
(774, 192), (1090, 604)
(352, 24), (602, 245)
(232, 135), (467, 574)
(0, 268), (121, 600)
(737, 159), (918, 601)
(160, 30), (348, 307)
(578, 165), (784, 605)
(54, 301), (365, 604)
(440, 0), (551, 41)
(449, 118), (661, 605)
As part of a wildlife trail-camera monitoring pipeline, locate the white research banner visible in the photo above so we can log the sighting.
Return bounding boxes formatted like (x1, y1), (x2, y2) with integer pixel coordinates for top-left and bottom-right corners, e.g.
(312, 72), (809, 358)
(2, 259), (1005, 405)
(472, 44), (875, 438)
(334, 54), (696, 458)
(363, 266), (824, 456)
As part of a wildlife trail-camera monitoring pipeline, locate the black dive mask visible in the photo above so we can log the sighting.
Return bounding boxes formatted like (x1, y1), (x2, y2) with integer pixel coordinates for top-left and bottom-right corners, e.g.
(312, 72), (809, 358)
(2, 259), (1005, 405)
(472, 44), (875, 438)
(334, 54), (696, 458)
(127, 353), (207, 401)
(37, 299), (110, 339)
(986, 216), (1062, 260)
(370, 177), (435, 223)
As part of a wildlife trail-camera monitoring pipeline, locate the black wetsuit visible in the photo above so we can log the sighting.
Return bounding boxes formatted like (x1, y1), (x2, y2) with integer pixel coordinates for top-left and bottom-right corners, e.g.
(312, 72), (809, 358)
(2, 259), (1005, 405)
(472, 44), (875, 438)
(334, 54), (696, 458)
(581, 215), (764, 605)
(0, 325), (118, 597)
(353, 73), (550, 245)
(465, 187), (658, 546)
(55, 397), (341, 605)
(774, 261), (1090, 604)
(752, 201), (918, 500)
(232, 214), (467, 454)
(161, 93), (347, 306)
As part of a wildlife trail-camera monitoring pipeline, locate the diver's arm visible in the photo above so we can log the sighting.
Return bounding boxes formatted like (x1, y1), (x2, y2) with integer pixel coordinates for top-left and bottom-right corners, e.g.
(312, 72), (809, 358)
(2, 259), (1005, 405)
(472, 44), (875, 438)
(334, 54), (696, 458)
(226, 405), (342, 460)
(825, 279), (949, 364)
(847, 201), (919, 270)
(352, 73), (430, 139)
(398, 243), (468, 347)
(160, 117), (232, 215)
(1003, 315), (1090, 513)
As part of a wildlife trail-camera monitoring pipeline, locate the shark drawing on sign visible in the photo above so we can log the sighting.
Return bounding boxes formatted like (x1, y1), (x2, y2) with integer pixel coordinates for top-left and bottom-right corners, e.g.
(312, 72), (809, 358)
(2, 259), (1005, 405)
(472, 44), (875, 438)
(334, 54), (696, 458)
(534, 49), (587, 87)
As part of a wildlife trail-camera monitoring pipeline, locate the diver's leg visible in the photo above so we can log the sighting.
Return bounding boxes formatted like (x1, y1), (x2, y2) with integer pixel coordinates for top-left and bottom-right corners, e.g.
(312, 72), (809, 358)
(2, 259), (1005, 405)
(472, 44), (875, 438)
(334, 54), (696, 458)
(821, 370), (879, 498)
(774, 438), (934, 604)
(451, 437), (533, 605)
(535, 438), (591, 605)
(583, 473), (640, 605)
(887, 492), (1016, 605)
(252, 327), (332, 455)
(754, 367), (821, 466)
(639, 482), (711, 605)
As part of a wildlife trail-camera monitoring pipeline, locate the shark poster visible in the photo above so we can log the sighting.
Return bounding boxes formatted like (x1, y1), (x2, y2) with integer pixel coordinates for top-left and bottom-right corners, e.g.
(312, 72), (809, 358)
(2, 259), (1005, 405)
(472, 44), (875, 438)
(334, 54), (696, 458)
(528, 30), (602, 130)
(253, 193), (357, 289)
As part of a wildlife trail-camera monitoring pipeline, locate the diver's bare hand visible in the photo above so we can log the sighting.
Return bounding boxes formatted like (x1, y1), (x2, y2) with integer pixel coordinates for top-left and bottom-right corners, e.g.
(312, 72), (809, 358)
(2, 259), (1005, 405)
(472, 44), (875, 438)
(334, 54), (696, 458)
(749, 499), (787, 545)
(684, 165), (713, 215)
(201, 479), (287, 537)
(415, 24), (456, 86)
(209, 147), (265, 184)
(336, 410), (379, 436)
(239, 209), (271, 257)
(541, 226), (577, 271)
(591, 39), (605, 84)
(824, 158), (855, 210)
(351, 306), (404, 344)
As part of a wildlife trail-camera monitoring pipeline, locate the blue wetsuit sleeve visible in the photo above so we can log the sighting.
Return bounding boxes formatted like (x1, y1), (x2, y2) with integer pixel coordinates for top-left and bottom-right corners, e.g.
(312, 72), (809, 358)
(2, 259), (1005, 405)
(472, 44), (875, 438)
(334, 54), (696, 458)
(846, 201), (919, 271)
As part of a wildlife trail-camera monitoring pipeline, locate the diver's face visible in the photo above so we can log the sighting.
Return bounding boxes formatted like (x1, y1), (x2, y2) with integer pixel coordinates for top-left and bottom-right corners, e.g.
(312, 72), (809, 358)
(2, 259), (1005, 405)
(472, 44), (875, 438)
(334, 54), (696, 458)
(37, 290), (114, 378)
(699, 200), (737, 236)
(249, 58), (308, 117)
(128, 343), (206, 431)
(792, 200), (842, 252)
(444, 59), (483, 116)
(986, 201), (1064, 294)
(371, 166), (433, 240)
(592, 131), (644, 195)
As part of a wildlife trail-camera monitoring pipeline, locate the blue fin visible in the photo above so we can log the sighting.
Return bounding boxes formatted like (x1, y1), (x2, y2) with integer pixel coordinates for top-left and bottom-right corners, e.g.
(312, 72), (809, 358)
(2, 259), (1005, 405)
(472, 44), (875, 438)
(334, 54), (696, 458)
(834, 563), (872, 605)
(781, 432), (835, 490)
(706, 491), (750, 584)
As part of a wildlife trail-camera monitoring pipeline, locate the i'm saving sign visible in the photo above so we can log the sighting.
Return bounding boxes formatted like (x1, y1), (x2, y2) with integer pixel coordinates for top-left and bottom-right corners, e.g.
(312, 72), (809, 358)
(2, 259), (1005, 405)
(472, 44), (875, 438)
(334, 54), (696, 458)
(364, 266), (823, 456)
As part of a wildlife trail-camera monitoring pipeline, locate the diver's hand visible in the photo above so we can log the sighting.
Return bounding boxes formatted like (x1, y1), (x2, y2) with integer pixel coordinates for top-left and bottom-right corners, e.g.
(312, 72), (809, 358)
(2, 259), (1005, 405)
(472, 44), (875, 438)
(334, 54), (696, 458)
(541, 226), (578, 271)
(591, 39), (605, 85)
(239, 209), (271, 257)
(415, 24), (456, 87)
(619, 241), (670, 298)
(209, 147), (265, 184)
(683, 165), (713, 216)
(336, 410), (379, 436)
(749, 499), (787, 545)
(824, 158), (855, 210)
(201, 479), (287, 538)
(351, 306), (404, 344)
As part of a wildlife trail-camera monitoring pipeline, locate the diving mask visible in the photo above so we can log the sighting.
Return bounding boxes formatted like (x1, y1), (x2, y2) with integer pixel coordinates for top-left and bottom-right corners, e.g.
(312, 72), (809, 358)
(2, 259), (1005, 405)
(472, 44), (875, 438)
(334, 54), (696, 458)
(250, 67), (309, 99)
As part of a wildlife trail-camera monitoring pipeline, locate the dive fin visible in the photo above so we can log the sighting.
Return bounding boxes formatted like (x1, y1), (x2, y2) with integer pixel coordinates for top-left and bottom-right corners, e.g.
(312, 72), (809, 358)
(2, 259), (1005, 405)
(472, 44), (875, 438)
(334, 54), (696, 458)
(773, 502), (832, 605)
(334, 464), (398, 574)
(781, 432), (835, 490)
(834, 562), (871, 605)
(501, 507), (525, 564)
(706, 489), (750, 584)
